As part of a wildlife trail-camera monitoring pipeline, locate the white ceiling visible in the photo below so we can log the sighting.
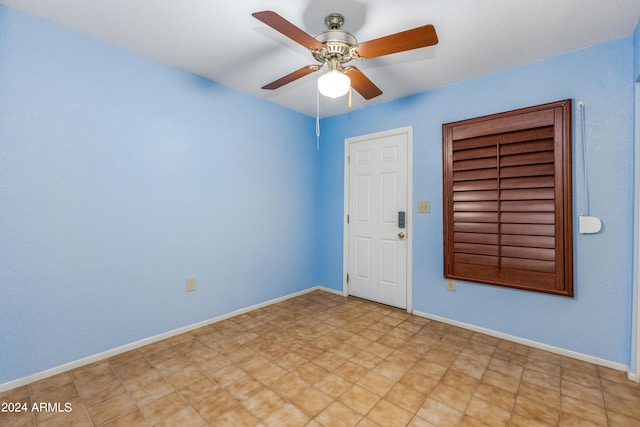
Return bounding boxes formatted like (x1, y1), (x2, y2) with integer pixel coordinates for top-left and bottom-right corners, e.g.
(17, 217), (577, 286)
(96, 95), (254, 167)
(2, 0), (640, 118)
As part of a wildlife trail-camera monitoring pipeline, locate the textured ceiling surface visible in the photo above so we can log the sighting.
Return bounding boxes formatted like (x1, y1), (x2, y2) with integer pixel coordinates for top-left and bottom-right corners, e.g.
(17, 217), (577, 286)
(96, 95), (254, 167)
(2, 0), (640, 117)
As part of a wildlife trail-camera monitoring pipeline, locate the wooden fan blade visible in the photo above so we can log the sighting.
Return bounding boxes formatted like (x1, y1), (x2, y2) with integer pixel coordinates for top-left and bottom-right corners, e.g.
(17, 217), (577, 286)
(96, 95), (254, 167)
(252, 11), (324, 51)
(355, 24), (438, 59)
(262, 65), (320, 90)
(345, 67), (382, 100)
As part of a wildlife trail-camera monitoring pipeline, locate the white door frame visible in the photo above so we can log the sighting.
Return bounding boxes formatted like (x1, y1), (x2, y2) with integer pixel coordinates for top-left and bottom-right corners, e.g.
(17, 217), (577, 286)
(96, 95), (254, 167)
(342, 126), (414, 312)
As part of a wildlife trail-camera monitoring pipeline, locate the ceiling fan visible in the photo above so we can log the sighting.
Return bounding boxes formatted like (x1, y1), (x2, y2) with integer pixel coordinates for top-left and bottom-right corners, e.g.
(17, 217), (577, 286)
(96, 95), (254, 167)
(252, 10), (438, 100)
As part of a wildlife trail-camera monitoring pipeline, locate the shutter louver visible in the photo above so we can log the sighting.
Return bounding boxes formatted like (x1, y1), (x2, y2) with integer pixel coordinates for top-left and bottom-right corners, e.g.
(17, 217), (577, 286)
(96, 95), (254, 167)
(443, 100), (573, 296)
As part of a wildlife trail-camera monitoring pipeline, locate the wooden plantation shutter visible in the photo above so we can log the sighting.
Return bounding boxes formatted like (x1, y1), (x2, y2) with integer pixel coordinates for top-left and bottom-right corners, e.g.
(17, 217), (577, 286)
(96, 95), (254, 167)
(442, 100), (573, 296)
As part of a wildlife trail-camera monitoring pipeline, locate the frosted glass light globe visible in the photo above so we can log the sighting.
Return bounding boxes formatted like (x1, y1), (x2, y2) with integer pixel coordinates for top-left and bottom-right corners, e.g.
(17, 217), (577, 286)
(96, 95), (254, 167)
(318, 71), (350, 98)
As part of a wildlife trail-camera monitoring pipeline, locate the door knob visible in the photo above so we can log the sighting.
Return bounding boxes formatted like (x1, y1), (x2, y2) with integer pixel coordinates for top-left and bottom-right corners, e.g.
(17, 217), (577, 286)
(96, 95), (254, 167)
(398, 232), (405, 239)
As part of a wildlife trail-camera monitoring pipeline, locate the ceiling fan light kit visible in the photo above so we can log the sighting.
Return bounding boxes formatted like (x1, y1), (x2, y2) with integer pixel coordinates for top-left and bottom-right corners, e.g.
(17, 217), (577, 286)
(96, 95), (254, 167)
(317, 58), (351, 98)
(252, 10), (438, 101)
(318, 70), (351, 98)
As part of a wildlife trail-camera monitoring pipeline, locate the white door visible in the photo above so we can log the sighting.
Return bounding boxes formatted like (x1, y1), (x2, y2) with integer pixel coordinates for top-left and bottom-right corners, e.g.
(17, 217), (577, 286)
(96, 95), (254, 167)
(344, 127), (412, 310)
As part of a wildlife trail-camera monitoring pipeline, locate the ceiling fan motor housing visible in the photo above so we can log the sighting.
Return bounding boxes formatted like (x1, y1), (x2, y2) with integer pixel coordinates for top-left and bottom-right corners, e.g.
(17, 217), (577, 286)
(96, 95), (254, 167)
(313, 14), (357, 64)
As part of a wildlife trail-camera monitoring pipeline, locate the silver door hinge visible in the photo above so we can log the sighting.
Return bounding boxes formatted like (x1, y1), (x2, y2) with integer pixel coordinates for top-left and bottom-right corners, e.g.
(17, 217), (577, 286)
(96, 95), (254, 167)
(346, 273), (349, 283)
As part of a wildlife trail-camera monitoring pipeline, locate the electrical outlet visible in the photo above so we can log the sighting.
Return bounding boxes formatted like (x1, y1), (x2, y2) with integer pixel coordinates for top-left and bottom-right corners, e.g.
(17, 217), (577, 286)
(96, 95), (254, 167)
(186, 276), (197, 292)
(418, 200), (431, 213)
(446, 278), (456, 291)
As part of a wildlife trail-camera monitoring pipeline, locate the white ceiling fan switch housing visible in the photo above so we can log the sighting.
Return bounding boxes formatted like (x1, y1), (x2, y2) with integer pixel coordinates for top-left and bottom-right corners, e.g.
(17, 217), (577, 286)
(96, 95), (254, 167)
(579, 215), (602, 234)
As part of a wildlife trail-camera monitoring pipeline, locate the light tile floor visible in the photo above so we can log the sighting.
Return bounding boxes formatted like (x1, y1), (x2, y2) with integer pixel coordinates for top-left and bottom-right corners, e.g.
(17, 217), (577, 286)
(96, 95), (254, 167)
(2, 290), (640, 426)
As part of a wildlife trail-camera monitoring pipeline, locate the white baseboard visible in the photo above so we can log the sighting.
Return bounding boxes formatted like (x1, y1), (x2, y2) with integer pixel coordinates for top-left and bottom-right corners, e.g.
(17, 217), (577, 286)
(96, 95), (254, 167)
(413, 309), (630, 374)
(0, 286), (328, 394)
(316, 285), (345, 297)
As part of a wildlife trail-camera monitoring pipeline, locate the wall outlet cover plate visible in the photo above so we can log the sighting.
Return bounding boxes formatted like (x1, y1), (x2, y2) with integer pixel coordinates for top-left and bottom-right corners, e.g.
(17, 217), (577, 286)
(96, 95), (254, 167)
(186, 276), (197, 292)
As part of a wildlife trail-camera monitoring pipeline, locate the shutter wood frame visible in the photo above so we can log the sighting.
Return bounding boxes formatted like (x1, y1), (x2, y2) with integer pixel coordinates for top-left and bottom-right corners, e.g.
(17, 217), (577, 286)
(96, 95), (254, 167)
(443, 100), (573, 296)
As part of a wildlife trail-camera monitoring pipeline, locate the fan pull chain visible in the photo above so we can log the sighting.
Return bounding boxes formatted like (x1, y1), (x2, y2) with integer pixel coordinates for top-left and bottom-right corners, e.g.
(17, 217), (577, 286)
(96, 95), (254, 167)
(349, 86), (353, 108)
(316, 87), (320, 151)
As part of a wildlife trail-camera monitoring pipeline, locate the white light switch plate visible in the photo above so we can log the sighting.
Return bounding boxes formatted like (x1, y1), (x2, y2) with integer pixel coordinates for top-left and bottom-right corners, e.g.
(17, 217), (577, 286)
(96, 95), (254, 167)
(418, 200), (431, 213)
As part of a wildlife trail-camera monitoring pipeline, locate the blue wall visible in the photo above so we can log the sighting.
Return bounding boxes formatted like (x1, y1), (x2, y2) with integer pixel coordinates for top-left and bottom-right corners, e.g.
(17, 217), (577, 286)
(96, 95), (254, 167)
(0, 6), (317, 384)
(318, 38), (636, 366)
(634, 18), (640, 80)
(1, 4), (638, 386)
(632, 17), (640, 374)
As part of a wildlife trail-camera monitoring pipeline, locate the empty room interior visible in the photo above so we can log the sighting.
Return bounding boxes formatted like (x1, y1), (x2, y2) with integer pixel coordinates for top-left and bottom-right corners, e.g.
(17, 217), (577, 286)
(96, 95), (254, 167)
(2, 0), (640, 426)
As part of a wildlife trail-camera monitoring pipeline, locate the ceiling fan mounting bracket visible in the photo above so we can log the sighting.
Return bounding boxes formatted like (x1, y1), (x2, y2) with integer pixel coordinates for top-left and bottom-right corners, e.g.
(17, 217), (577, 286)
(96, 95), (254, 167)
(324, 13), (345, 30)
